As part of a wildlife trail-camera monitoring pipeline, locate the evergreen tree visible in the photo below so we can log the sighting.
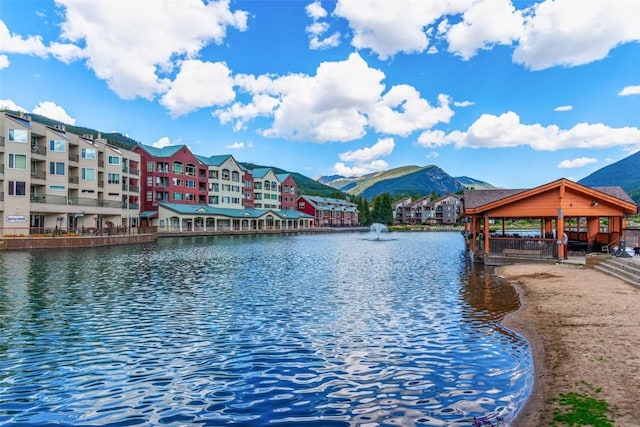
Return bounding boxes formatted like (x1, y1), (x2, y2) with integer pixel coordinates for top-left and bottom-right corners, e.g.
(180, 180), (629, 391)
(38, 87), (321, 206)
(354, 196), (372, 226)
(371, 193), (393, 225)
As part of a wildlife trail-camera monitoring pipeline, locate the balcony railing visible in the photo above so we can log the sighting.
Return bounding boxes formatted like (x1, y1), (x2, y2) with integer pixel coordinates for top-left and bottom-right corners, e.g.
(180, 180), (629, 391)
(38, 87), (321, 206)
(31, 170), (46, 179)
(68, 153), (79, 162)
(488, 237), (557, 259)
(31, 194), (67, 205)
(31, 145), (47, 155)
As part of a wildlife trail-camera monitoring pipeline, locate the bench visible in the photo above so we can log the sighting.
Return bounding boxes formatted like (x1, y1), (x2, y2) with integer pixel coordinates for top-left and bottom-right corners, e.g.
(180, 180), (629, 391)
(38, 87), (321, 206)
(503, 248), (542, 257)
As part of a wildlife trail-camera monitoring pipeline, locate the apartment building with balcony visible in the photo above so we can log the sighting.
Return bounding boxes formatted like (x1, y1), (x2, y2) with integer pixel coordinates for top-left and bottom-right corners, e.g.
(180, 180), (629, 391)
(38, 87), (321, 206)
(296, 195), (359, 227)
(133, 143), (209, 223)
(1, 112), (141, 236)
(278, 173), (297, 211)
(196, 154), (246, 210)
(251, 168), (282, 210)
(393, 194), (462, 225)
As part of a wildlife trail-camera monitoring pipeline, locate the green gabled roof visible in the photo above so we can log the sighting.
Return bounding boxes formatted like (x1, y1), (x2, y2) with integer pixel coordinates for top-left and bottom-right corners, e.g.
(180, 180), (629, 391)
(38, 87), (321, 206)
(251, 168), (272, 179)
(276, 173), (291, 182)
(195, 154), (234, 166)
(137, 143), (186, 157)
(302, 195), (355, 206)
(159, 203), (312, 220)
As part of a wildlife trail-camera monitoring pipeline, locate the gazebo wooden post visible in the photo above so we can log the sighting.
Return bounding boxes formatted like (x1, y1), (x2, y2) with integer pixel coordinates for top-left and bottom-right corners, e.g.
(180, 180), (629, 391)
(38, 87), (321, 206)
(557, 208), (566, 260)
(484, 214), (490, 256)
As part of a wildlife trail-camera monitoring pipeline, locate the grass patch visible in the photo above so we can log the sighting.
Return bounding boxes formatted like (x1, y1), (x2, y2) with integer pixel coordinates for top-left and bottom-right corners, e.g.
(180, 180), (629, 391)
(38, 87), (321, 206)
(552, 382), (613, 426)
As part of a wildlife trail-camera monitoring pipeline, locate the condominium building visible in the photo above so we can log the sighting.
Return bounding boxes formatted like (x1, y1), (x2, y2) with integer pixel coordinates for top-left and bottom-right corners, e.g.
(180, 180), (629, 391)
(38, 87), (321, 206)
(393, 194), (462, 225)
(1, 112), (141, 236)
(134, 144), (309, 231)
(296, 195), (359, 227)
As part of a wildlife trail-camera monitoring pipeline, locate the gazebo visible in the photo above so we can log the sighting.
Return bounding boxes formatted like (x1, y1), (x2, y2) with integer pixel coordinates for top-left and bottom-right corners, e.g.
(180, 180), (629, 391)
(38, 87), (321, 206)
(463, 179), (638, 265)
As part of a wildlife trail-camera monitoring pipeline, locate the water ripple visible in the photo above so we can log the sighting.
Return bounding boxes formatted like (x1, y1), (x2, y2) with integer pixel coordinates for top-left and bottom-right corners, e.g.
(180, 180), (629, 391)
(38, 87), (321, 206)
(0, 232), (531, 426)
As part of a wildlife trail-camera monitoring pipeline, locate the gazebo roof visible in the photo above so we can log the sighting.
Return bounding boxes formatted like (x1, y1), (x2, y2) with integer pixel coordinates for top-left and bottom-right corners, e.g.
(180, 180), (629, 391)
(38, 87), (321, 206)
(463, 178), (637, 215)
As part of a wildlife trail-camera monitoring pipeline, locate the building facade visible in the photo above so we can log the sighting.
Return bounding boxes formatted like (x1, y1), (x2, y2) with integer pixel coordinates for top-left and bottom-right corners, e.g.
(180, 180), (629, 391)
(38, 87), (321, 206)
(393, 194), (462, 225)
(296, 195), (359, 227)
(1, 112), (141, 236)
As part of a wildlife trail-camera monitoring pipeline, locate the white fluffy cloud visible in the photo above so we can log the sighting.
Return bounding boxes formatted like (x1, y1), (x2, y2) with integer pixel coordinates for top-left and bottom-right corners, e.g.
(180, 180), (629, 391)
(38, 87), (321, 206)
(152, 136), (173, 148)
(32, 101), (76, 124)
(333, 160), (389, 177)
(339, 137), (394, 163)
(334, 0), (466, 60)
(0, 20), (48, 57)
(305, 1), (340, 50)
(330, 0), (640, 70)
(333, 138), (394, 176)
(619, 85), (640, 96)
(0, 55), (8, 69)
(557, 157), (598, 169)
(55, 0), (247, 99)
(513, 0), (640, 70)
(418, 111), (640, 151)
(554, 105), (573, 112)
(445, 0), (523, 60)
(225, 141), (252, 149)
(216, 53), (452, 143)
(0, 99), (27, 112)
(160, 60), (235, 118)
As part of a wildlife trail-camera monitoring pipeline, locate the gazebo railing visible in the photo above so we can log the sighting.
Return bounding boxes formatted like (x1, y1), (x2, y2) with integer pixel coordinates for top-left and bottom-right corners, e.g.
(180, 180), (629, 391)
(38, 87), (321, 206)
(489, 237), (557, 259)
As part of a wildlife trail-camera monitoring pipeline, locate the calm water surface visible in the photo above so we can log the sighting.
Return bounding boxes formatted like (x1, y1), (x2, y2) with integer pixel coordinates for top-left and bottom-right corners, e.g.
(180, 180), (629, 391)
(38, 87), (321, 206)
(0, 232), (532, 426)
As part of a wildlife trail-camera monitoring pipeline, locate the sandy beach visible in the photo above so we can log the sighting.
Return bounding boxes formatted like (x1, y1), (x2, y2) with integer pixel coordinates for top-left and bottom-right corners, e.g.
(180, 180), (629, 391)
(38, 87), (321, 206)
(497, 262), (640, 426)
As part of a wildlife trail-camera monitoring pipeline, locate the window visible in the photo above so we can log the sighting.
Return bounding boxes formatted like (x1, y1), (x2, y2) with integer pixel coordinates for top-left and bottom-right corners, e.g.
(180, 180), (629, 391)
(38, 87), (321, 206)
(264, 181), (270, 190)
(8, 153), (27, 169)
(173, 192), (183, 200)
(232, 171), (240, 182)
(8, 181), (26, 195)
(108, 155), (120, 165)
(49, 185), (65, 192)
(81, 168), (96, 181)
(49, 139), (66, 152)
(222, 169), (230, 180)
(49, 162), (65, 176)
(209, 195), (219, 204)
(186, 180), (196, 188)
(186, 164), (196, 176)
(172, 162), (183, 174)
(209, 170), (219, 179)
(108, 173), (120, 184)
(9, 129), (28, 143)
(146, 191), (153, 201)
(147, 161), (153, 172)
(82, 148), (96, 159)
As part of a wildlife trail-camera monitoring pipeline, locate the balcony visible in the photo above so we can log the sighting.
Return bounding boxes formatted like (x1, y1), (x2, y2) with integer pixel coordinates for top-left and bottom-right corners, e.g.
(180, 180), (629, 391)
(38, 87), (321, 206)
(31, 194), (67, 205)
(30, 170), (46, 180)
(31, 145), (47, 155)
(68, 153), (79, 162)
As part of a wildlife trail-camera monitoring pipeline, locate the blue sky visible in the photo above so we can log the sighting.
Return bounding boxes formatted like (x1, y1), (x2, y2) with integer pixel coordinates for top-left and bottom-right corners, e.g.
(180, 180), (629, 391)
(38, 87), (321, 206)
(1, 0), (639, 189)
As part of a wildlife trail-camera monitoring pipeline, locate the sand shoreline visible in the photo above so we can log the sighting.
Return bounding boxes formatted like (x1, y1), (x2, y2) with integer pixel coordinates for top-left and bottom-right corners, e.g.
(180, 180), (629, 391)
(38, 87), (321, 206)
(497, 263), (640, 426)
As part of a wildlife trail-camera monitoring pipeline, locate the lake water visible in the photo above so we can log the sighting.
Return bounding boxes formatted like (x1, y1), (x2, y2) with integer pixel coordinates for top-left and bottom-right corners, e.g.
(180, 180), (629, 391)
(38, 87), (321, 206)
(0, 231), (532, 426)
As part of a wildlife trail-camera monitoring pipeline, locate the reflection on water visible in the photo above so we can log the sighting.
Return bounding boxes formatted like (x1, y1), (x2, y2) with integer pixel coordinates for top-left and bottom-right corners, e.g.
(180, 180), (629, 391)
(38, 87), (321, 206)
(0, 232), (531, 426)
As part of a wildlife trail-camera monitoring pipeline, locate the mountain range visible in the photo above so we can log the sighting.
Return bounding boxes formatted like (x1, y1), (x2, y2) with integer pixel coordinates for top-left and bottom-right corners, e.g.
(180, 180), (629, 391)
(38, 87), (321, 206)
(316, 165), (494, 200)
(578, 151), (640, 205)
(10, 111), (640, 206)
